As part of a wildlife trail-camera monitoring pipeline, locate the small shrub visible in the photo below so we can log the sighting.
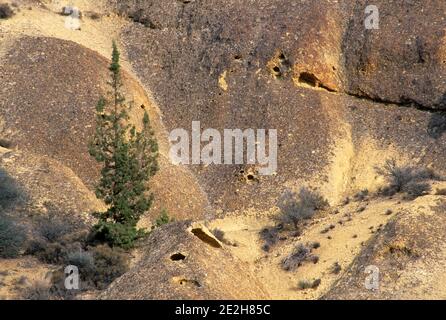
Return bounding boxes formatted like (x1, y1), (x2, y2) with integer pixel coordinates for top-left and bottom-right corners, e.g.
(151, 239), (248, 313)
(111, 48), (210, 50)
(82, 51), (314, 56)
(22, 281), (52, 300)
(67, 249), (95, 271)
(212, 228), (225, 241)
(435, 188), (446, 196)
(376, 159), (437, 199)
(297, 278), (321, 290)
(320, 227), (330, 234)
(259, 226), (280, 252)
(310, 241), (320, 249)
(404, 182), (431, 200)
(330, 262), (342, 275)
(0, 215), (26, 258)
(154, 208), (171, 228)
(277, 188), (328, 229)
(298, 188), (329, 211)
(87, 11), (101, 20)
(211, 228), (235, 246)
(309, 255), (319, 264)
(0, 170), (21, 209)
(43, 271), (77, 300)
(87, 244), (128, 289)
(30, 242), (68, 264)
(40, 244), (128, 293)
(297, 280), (312, 290)
(353, 189), (369, 201)
(281, 243), (317, 271)
(35, 213), (73, 243)
(0, 4), (14, 19)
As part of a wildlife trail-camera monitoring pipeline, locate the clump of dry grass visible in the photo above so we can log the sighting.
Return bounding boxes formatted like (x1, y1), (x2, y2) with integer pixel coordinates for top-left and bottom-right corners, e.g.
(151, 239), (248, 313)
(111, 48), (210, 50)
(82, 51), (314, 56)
(282, 243), (319, 271)
(297, 278), (321, 290)
(376, 159), (438, 200)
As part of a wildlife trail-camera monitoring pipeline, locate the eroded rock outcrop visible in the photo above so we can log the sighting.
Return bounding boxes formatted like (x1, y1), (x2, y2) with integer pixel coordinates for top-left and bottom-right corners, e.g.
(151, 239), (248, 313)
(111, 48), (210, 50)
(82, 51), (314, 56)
(101, 221), (270, 299)
(109, 0), (446, 213)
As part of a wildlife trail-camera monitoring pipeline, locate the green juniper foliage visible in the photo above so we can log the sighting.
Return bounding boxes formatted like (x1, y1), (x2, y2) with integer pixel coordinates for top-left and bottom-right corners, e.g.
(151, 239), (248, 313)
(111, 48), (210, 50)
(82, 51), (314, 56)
(153, 208), (171, 229)
(89, 42), (159, 249)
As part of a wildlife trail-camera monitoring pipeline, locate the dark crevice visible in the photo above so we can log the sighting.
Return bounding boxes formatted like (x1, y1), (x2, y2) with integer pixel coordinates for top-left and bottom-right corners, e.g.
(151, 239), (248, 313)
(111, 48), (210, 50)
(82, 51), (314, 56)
(170, 253), (186, 261)
(345, 90), (445, 114)
(296, 74), (445, 114)
(190, 228), (222, 248)
(297, 72), (336, 92)
(127, 9), (159, 29)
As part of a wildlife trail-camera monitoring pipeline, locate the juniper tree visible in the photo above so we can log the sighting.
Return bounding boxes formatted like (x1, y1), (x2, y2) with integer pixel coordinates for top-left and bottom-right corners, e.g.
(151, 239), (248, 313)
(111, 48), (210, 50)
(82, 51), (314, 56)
(89, 42), (159, 249)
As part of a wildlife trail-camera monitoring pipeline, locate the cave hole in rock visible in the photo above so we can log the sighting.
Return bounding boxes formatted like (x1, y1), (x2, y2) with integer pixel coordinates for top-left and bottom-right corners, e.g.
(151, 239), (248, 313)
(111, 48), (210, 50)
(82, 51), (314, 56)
(272, 66), (282, 77)
(170, 253), (186, 261)
(178, 278), (201, 287)
(298, 72), (319, 87)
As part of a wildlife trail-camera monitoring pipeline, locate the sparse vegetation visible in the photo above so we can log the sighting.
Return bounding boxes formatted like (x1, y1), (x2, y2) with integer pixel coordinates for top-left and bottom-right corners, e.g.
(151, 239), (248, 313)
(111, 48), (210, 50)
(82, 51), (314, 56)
(376, 159), (437, 199)
(310, 241), (320, 249)
(89, 42), (159, 249)
(330, 262), (342, 275)
(67, 248), (95, 271)
(28, 241), (68, 264)
(26, 206), (88, 264)
(277, 187), (328, 230)
(84, 244), (128, 289)
(153, 209), (171, 229)
(35, 212), (75, 243)
(0, 214), (26, 258)
(353, 189), (369, 201)
(404, 182), (431, 200)
(0, 168), (21, 210)
(282, 243), (319, 271)
(22, 281), (53, 300)
(29, 243), (128, 293)
(0, 4), (14, 19)
(297, 278), (321, 290)
(259, 226), (280, 252)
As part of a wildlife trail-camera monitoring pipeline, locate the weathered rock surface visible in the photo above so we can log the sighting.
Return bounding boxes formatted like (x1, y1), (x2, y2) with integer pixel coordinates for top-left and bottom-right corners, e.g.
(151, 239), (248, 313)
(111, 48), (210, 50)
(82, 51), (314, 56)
(101, 221), (270, 299)
(110, 0), (446, 213)
(342, 0), (446, 109)
(2, 0), (446, 300)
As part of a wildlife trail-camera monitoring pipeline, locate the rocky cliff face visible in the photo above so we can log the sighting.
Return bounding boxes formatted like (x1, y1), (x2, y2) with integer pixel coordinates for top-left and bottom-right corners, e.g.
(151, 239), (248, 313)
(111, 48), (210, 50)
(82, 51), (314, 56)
(1, 0), (446, 300)
(112, 0), (446, 213)
(101, 221), (270, 299)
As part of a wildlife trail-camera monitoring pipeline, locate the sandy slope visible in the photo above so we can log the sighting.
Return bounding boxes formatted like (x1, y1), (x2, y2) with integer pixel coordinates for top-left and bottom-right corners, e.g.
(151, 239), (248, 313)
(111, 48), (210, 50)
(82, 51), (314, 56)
(209, 181), (446, 299)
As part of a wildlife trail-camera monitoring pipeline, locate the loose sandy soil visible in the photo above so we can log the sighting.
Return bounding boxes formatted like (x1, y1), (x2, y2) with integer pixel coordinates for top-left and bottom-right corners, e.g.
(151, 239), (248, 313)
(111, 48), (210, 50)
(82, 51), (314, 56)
(209, 181), (446, 299)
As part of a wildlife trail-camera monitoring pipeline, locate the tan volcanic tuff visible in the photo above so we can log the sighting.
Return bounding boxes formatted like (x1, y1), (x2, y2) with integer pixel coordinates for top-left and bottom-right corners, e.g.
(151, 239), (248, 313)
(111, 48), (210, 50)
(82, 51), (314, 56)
(0, 0), (446, 300)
